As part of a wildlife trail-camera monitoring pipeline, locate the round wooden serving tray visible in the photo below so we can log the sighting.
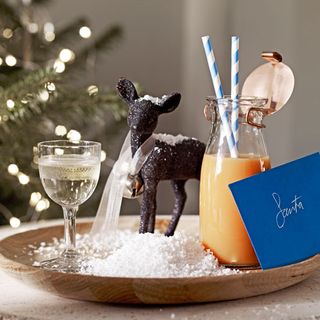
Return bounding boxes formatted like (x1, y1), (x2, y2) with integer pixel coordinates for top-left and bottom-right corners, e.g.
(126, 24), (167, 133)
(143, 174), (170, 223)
(0, 215), (319, 304)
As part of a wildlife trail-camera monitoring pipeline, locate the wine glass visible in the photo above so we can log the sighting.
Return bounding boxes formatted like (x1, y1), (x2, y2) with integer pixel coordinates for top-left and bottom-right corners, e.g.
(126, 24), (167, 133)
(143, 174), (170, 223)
(37, 140), (101, 272)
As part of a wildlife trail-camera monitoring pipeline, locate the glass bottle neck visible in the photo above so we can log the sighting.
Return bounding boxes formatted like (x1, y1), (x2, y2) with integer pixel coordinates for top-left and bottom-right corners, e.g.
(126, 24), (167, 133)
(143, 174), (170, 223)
(204, 97), (269, 158)
(206, 114), (268, 158)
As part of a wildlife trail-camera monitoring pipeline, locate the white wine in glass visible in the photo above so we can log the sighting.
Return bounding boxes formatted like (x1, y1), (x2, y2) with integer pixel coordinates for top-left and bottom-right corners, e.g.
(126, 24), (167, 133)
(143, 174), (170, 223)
(37, 140), (101, 272)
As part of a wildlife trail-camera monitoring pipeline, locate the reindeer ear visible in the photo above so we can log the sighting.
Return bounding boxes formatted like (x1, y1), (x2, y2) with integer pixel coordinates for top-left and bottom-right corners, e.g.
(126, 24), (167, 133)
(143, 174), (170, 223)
(117, 78), (139, 103)
(158, 93), (181, 114)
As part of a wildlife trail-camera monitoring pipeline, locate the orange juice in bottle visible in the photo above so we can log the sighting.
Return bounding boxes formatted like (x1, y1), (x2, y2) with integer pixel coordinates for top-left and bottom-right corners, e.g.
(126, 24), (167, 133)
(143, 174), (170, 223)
(200, 97), (270, 266)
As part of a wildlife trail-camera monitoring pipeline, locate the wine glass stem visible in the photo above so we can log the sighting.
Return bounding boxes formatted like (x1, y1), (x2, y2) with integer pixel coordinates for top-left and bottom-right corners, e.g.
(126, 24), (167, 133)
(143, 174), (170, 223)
(62, 206), (78, 257)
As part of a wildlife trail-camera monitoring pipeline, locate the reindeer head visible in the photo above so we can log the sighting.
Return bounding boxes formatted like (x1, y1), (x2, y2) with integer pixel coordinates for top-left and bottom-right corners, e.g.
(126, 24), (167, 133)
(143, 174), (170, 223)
(117, 78), (181, 135)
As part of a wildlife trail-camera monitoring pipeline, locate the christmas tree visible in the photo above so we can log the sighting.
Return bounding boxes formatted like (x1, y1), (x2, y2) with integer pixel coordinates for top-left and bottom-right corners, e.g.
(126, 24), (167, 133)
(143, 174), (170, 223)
(0, 0), (129, 227)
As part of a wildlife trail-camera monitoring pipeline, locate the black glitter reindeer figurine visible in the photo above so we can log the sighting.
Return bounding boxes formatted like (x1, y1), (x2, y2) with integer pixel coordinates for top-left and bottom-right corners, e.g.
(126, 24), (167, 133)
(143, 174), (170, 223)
(117, 78), (206, 236)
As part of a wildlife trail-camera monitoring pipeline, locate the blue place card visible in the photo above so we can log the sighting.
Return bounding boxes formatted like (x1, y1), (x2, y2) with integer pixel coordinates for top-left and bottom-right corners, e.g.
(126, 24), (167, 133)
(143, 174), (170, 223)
(229, 152), (320, 270)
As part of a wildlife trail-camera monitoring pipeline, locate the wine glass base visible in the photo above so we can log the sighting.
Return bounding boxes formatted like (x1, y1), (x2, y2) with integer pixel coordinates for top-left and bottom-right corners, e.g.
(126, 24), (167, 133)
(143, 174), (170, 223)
(40, 253), (84, 273)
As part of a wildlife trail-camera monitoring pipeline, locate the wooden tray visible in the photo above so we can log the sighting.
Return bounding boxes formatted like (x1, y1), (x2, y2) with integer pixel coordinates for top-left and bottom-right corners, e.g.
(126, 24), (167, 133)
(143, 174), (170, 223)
(0, 215), (319, 304)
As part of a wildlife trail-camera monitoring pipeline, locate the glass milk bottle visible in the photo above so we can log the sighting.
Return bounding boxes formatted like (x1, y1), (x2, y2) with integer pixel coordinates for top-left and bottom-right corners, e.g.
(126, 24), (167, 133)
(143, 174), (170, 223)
(200, 97), (271, 267)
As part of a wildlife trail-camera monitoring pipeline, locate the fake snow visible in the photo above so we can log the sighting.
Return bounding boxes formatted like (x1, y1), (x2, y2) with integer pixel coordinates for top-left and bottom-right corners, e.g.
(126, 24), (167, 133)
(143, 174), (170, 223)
(153, 133), (192, 146)
(138, 94), (167, 105)
(31, 231), (239, 278)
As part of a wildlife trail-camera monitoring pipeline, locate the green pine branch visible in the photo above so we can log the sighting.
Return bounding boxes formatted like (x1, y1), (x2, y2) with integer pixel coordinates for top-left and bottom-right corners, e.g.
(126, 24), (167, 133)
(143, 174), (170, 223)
(54, 18), (87, 45)
(0, 67), (59, 125)
(0, 0), (131, 224)
(0, 1), (23, 28)
(66, 25), (123, 72)
(32, 17), (89, 62)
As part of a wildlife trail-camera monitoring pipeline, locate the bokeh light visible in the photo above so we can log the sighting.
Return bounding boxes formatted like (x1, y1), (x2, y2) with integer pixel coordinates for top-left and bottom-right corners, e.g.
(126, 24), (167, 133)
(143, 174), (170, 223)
(5, 55), (17, 66)
(9, 217), (21, 228)
(7, 164), (19, 175)
(79, 26), (91, 38)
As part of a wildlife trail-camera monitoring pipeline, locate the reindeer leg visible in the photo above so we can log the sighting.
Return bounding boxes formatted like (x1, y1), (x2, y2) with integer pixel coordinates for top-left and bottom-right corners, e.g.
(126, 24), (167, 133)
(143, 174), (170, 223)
(146, 181), (159, 233)
(165, 180), (187, 236)
(139, 181), (157, 233)
(147, 210), (156, 233)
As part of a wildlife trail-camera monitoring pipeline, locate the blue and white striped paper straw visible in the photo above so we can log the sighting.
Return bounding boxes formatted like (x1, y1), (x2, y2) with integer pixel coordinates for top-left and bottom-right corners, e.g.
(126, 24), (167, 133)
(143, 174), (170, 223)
(231, 36), (240, 146)
(201, 35), (238, 158)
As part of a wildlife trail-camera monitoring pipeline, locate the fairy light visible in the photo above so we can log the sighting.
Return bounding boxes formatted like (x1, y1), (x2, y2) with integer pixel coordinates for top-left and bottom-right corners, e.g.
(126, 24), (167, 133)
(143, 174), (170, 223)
(5, 55), (17, 66)
(32, 146), (38, 165)
(39, 90), (49, 101)
(27, 22), (39, 34)
(79, 26), (91, 39)
(101, 150), (106, 162)
(45, 82), (56, 92)
(53, 60), (65, 73)
(59, 48), (75, 63)
(18, 173), (30, 185)
(44, 32), (55, 42)
(35, 199), (50, 212)
(29, 192), (42, 206)
(87, 85), (98, 96)
(44, 199), (50, 209)
(3, 28), (13, 39)
(43, 22), (55, 42)
(67, 129), (81, 142)
(55, 125), (67, 136)
(0, 57), (3, 65)
(6, 99), (15, 110)
(2, 192), (51, 229)
(8, 164), (19, 175)
(44, 22), (54, 33)
(9, 217), (21, 228)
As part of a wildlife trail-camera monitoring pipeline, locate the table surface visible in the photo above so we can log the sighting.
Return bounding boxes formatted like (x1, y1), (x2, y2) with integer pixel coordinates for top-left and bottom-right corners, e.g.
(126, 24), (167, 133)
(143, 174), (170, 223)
(0, 219), (320, 320)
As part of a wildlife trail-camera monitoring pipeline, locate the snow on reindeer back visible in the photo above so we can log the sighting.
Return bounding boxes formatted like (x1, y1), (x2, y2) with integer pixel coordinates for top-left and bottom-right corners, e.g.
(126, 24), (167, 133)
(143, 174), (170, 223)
(153, 133), (195, 146)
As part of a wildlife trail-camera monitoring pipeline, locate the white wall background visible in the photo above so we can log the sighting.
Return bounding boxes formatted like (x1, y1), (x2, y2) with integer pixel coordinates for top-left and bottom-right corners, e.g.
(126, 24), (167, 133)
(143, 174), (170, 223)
(49, 0), (320, 215)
